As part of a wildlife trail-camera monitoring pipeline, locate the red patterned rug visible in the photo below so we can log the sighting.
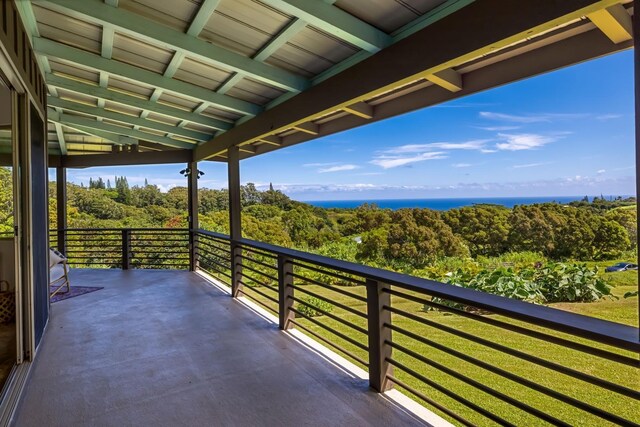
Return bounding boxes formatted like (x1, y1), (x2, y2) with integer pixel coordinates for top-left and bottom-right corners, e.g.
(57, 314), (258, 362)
(51, 286), (103, 303)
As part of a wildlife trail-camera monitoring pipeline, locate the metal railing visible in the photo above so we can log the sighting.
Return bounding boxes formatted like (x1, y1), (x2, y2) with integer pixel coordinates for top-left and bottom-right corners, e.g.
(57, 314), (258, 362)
(194, 229), (640, 427)
(50, 228), (190, 269)
(50, 227), (640, 425)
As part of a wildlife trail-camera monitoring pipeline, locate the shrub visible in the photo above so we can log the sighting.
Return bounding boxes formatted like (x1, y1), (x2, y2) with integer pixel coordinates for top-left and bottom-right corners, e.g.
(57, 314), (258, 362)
(297, 296), (333, 317)
(426, 262), (612, 311)
(535, 263), (612, 303)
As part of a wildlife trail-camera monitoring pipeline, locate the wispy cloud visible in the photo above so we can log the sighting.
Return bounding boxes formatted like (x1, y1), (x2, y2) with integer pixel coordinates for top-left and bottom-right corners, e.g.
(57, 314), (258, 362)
(476, 126), (521, 131)
(318, 164), (360, 173)
(303, 162), (339, 168)
(512, 162), (553, 169)
(371, 152), (448, 169)
(596, 114), (622, 121)
(383, 140), (489, 154)
(597, 169), (606, 174)
(452, 163), (472, 168)
(495, 133), (559, 151)
(480, 111), (587, 123)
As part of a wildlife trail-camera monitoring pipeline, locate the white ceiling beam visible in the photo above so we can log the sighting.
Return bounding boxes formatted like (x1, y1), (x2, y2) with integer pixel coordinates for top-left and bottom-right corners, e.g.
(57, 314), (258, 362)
(36, 0), (308, 92)
(34, 37), (261, 116)
(48, 97), (211, 141)
(258, 0), (391, 52)
(48, 110), (194, 149)
(45, 73), (232, 131)
(54, 123), (67, 154)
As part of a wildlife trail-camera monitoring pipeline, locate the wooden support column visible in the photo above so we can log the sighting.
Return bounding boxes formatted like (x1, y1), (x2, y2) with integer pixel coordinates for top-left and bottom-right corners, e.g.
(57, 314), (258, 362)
(634, 0), (639, 324)
(366, 279), (393, 392)
(55, 167), (67, 254)
(187, 160), (199, 271)
(228, 146), (242, 297)
(278, 255), (294, 330)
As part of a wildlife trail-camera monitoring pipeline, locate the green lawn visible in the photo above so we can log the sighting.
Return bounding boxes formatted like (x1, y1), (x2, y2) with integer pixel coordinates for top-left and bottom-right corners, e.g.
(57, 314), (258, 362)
(233, 263), (639, 427)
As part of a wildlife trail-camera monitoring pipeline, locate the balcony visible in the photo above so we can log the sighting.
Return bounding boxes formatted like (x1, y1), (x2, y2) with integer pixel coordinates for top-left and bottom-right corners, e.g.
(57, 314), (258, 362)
(16, 228), (639, 426)
(15, 268), (422, 426)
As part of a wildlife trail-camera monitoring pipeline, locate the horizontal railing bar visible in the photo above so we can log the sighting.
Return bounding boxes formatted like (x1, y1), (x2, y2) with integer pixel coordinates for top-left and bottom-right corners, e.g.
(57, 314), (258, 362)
(289, 294), (368, 335)
(289, 305), (368, 352)
(196, 229), (232, 242)
(238, 281), (279, 305)
(386, 306), (640, 400)
(240, 273), (277, 291)
(130, 252), (189, 256)
(291, 260), (366, 286)
(235, 243), (278, 260)
(52, 228), (190, 232)
(388, 340), (570, 426)
(290, 272), (368, 303)
(230, 234), (639, 352)
(290, 284), (367, 319)
(386, 288), (639, 367)
(289, 318), (369, 367)
(387, 358), (515, 426)
(197, 240), (231, 253)
(238, 288), (279, 315)
(197, 247), (231, 264)
(198, 257), (232, 276)
(200, 265), (232, 280)
(239, 254), (278, 271)
(386, 375), (474, 427)
(387, 323), (637, 421)
(237, 263), (278, 283)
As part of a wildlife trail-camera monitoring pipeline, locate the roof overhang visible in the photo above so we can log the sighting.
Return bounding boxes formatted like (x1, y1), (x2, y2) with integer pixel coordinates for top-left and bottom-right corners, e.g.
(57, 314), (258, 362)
(19, 0), (634, 166)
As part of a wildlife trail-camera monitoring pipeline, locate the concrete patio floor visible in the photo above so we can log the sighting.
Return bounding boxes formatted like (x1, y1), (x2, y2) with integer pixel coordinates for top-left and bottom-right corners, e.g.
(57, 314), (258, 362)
(13, 269), (428, 426)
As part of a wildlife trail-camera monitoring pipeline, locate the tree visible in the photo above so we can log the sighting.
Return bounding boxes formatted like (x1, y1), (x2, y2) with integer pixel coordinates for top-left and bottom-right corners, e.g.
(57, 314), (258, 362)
(114, 176), (132, 204)
(443, 205), (510, 256)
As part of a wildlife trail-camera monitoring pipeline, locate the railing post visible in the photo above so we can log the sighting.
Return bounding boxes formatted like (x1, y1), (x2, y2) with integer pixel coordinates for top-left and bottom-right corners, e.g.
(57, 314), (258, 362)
(230, 241), (242, 297)
(189, 230), (198, 271)
(278, 255), (294, 330)
(366, 279), (393, 392)
(56, 166), (67, 254)
(122, 229), (131, 270)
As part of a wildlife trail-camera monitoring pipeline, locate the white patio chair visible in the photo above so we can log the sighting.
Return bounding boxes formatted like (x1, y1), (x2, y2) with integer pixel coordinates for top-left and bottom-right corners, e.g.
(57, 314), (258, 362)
(49, 248), (70, 297)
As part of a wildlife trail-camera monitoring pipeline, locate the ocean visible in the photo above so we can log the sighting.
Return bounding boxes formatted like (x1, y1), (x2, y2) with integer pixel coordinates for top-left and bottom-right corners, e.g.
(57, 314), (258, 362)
(305, 196), (593, 211)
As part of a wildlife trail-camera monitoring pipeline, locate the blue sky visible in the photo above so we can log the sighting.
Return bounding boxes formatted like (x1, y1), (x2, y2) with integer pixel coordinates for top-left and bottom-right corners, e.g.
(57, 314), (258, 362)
(60, 50), (636, 201)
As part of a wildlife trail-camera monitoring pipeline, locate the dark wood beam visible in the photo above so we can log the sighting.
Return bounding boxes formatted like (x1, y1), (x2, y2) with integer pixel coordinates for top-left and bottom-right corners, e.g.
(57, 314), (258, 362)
(240, 26), (631, 159)
(56, 167), (67, 253)
(228, 146), (242, 297)
(196, 0), (618, 160)
(633, 0), (639, 323)
(187, 160), (199, 271)
(51, 149), (205, 168)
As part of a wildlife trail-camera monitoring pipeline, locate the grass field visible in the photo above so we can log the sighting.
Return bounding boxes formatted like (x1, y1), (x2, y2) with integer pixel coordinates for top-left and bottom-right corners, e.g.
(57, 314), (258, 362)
(227, 260), (639, 427)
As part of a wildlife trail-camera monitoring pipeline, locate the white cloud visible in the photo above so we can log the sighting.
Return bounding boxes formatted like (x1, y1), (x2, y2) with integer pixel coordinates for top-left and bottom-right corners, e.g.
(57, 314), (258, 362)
(476, 126), (521, 131)
(370, 152), (448, 169)
(495, 133), (558, 151)
(480, 111), (587, 123)
(596, 114), (622, 121)
(597, 169), (606, 174)
(303, 162), (339, 168)
(512, 162), (552, 169)
(383, 140), (489, 154)
(318, 164), (360, 173)
(452, 163), (472, 168)
(265, 174), (635, 196)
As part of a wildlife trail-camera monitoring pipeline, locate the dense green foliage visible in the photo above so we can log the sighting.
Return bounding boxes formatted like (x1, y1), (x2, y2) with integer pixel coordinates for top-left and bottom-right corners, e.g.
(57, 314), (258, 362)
(428, 263), (611, 310)
(34, 173), (640, 304)
(46, 177), (637, 267)
(0, 168), (12, 235)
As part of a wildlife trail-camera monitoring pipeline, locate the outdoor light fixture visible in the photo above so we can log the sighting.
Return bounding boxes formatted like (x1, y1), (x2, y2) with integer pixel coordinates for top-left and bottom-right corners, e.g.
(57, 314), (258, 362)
(179, 168), (205, 179)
